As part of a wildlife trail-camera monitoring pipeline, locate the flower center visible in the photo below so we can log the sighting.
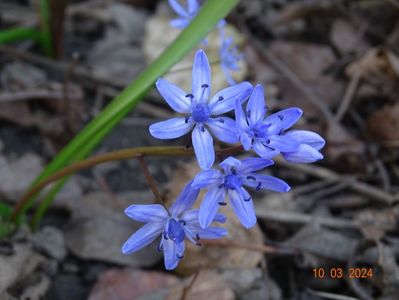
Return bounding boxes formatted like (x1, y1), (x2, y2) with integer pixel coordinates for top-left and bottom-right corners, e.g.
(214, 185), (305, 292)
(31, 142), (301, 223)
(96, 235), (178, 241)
(224, 174), (243, 190)
(191, 103), (211, 123)
(167, 219), (185, 243)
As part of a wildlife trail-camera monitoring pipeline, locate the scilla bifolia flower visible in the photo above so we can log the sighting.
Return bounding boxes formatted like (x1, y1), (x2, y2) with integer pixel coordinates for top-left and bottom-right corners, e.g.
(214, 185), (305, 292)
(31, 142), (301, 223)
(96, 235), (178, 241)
(122, 182), (227, 270)
(219, 34), (244, 85)
(235, 84), (325, 163)
(149, 49), (252, 169)
(168, 0), (200, 29)
(191, 157), (290, 229)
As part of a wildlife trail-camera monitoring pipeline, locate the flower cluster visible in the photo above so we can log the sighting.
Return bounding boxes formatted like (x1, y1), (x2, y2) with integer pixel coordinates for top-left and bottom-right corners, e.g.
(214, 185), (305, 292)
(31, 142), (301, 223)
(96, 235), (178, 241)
(122, 49), (325, 270)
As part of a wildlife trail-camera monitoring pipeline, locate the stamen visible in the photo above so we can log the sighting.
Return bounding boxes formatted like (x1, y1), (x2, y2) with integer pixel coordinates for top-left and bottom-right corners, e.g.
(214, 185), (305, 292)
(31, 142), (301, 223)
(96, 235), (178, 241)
(278, 115), (284, 121)
(163, 232), (168, 240)
(179, 220), (186, 226)
(247, 110), (251, 119)
(185, 116), (190, 123)
(218, 201), (227, 206)
(176, 253), (184, 259)
(201, 83), (209, 89)
(256, 182), (262, 191)
(231, 167), (237, 175)
(265, 139), (270, 144)
(185, 93), (194, 98)
(200, 126), (205, 132)
(246, 176), (256, 181)
(243, 197), (251, 202)
(218, 96), (224, 101)
(218, 184), (224, 189)
(218, 118), (224, 123)
(196, 233), (200, 241)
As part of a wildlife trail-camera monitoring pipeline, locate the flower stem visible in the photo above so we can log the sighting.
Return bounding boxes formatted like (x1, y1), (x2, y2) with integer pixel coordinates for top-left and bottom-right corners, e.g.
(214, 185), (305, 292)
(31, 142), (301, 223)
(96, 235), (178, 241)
(137, 156), (163, 204)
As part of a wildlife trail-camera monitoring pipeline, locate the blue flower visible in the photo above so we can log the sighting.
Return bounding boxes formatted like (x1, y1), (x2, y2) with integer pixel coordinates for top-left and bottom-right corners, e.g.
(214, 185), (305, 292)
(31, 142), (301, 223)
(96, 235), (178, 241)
(191, 156), (290, 229)
(235, 84), (325, 163)
(168, 0), (200, 29)
(122, 182), (227, 270)
(220, 35), (244, 85)
(149, 49), (252, 170)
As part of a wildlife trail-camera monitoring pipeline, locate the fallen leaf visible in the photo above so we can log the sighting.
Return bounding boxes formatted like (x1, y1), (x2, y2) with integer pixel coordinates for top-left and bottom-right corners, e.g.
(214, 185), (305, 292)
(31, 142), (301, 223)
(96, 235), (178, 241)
(366, 103), (399, 143)
(88, 268), (180, 300)
(167, 270), (235, 300)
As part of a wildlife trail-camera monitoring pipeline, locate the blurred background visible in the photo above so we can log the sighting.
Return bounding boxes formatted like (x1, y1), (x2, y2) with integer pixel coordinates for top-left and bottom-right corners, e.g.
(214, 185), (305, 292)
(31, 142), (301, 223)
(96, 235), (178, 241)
(1, 0), (399, 299)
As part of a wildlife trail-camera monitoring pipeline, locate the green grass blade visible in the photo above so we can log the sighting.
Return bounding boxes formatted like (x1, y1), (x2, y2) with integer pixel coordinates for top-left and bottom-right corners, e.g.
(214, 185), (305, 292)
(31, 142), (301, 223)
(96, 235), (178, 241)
(0, 27), (41, 44)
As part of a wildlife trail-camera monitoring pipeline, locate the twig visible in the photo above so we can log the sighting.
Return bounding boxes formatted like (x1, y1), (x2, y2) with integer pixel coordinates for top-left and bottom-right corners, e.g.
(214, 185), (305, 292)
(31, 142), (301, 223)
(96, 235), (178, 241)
(335, 72), (362, 122)
(137, 156), (163, 203)
(202, 239), (300, 256)
(255, 207), (358, 230)
(180, 270), (201, 300)
(276, 158), (395, 204)
(0, 87), (82, 103)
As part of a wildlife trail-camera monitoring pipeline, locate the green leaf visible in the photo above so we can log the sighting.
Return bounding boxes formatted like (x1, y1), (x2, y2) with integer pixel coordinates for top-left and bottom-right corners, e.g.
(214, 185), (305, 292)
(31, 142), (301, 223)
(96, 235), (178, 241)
(15, 0), (240, 227)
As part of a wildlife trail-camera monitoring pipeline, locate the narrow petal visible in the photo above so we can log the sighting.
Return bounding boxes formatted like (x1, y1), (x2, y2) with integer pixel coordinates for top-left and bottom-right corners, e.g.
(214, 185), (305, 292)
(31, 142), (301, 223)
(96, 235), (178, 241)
(238, 157), (274, 173)
(149, 118), (194, 139)
(192, 125), (215, 169)
(187, 0), (200, 14)
(192, 49), (211, 102)
(207, 117), (238, 144)
(122, 222), (164, 254)
(247, 84), (266, 127)
(243, 174), (290, 192)
(192, 169), (223, 188)
(209, 82), (252, 115)
(228, 189), (256, 229)
(170, 18), (190, 29)
(168, 0), (189, 17)
(221, 64), (236, 86)
(199, 187), (226, 228)
(253, 141), (279, 159)
(186, 225), (228, 239)
(169, 180), (200, 217)
(264, 108), (303, 134)
(156, 78), (191, 113)
(284, 130), (325, 150)
(282, 144), (323, 163)
(235, 99), (249, 131)
(267, 135), (299, 152)
(124, 204), (168, 223)
(163, 238), (179, 270)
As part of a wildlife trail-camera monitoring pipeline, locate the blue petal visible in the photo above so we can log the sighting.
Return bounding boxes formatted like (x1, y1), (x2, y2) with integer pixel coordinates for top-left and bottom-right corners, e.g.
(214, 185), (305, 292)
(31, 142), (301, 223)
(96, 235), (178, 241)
(199, 187), (226, 228)
(124, 204), (168, 223)
(219, 156), (241, 172)
(192, 49), (211, 102)
(186, 225), (228, 239)
(149, 118), (194, 139)
(228, 189), (256, 229)
(207, 117), (238, 144)
(122, 222), (164, 255)
(170, 18), (190, 29)
(156, 79), (191, 113)
(284, 130), (325, 150)
(187, 0), (200, 14)
(253, 141), (279, 159)
(235, 99), (249, 131)
(168, 0), (188, 17)
(192, 125), (215, 170)
(221, 64), (236, 85)
(282, 144), (323, 163)
(264, 108), (303, 134)
(162, 238), (180, 270)
(169, 180), (200, 217)
(247, 84), (266, 127)
(243, 174), (290, 192)
(267, 135), (299, 152)
(209, 82), (252, 115)
(238, 157), (274, 173)
(192, 169), (223, 188)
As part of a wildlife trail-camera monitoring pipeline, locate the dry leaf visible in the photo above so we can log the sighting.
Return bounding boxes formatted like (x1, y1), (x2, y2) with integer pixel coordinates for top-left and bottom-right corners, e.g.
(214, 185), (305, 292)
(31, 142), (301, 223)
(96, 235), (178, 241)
(366, 103), (399, 143)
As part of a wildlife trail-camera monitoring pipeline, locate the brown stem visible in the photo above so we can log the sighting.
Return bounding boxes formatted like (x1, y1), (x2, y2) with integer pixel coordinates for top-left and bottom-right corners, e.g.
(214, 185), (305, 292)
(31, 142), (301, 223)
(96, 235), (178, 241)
(180, 270), (201, 300)
(11, 144), (242, 222)
(137, 155), (163, 203)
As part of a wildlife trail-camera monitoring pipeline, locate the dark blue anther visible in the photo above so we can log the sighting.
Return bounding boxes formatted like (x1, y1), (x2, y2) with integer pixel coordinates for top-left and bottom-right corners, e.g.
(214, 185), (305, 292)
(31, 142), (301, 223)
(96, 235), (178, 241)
(201, 83), (209, 88)
(185, 116), (190, 123)
(218, 202), (227, 206)
(200, 126), (205, 132)
(218, 96), (224, 101)
(243, 197), (251, 202)
(256, 182), (262, 191)
(278, 114), (284, 120)
(179, 220), (186, 226)
(218, 118), (224, 123)
(163, 232), (168, 240)
(185, 93), (194, 98)
(246, 176), (256, 181)
(231, 167), (237, 175)
(196, 233), (200, 241)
